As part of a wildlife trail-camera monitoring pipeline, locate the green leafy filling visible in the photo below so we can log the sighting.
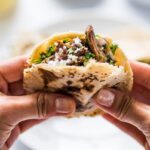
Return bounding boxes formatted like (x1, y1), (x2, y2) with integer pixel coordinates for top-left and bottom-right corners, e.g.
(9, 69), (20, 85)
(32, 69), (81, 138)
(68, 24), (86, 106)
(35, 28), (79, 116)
(46, 46), (55, 56)
(84, 52), (95, 65)
(110, 44), (118, 55)
(63, 38), (69, 43)
(109, 59), (116, 65)
(85, 52), (95, 59)
(33, 45), (55, 64)
(32, 58), (43, 64)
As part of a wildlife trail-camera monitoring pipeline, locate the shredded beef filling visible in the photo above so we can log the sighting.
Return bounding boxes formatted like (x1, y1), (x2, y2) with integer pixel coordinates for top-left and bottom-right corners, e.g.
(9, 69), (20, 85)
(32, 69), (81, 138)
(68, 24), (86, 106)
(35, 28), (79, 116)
(33, 25), (117, 66)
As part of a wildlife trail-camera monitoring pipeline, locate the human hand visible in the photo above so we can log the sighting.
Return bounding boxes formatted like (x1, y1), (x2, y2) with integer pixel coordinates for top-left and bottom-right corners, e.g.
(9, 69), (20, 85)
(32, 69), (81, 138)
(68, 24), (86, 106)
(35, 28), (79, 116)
(0, 56), (75, 150)
(93, 61), (150, 150)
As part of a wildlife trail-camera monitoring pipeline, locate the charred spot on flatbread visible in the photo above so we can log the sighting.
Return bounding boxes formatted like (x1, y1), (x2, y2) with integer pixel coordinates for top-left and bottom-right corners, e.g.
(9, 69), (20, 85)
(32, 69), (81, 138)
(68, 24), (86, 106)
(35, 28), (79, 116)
(83, 84), (94, 92)
(39, 69), (58, 85)
(67, 80), (73, 85)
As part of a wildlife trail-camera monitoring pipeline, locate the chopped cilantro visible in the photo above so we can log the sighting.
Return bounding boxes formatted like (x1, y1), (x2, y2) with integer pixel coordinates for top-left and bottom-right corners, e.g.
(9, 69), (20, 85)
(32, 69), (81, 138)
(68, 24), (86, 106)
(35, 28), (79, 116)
(106, 55), (116, 65)
(85, 52), (95, 59)
(83, 58), (88, 66)
(32, 45), (55, 64)
(63, 38), (69, 43)
(83, 52), (95, 65)
(46, 46), (55, 57)
(109, 60), (116, 65)
(32, 58), (42, 64)
(110, 44), (118, 54)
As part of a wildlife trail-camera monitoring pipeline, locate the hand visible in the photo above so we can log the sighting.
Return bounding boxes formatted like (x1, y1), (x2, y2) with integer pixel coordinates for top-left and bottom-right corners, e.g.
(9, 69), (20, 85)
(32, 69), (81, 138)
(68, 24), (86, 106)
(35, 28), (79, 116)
(93, 61), (150, 150)
(0, 56), (75, 150)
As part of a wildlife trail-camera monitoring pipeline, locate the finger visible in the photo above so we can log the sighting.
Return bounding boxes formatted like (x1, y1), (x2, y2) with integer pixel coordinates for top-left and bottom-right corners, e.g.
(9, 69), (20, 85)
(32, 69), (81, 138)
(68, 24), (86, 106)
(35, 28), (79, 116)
(0, 56), (27, 83)
(0, 93), (76, 124)
(8, 80), (25, 96)
(93, 88), (150, 136)
(5, 125), (20, 148)
(131, 83), (150, 105)
(6, 120), (45, 148)
(103, 113), (146, 146)
(18, 119), (45, 133)
(130, 60), (150, 90)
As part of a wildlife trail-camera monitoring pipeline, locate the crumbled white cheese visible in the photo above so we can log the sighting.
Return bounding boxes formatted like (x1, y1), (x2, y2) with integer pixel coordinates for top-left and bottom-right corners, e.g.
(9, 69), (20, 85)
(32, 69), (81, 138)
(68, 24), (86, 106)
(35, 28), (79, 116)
(59, 60), (67, 65)
(59, 48), (63, 51)
(54, 42), (58, 46)
(48, 60), (67, 66)
(68, 54), (78, 62)
(48, 61), (57, 66)
(63, 46), (67, 49)
(75, 48), (81, 52)
(73, 37), (81, 44)
(58, 48), (63, 53)
(66, 59), (72, 64)
(55, 53), (60, 61)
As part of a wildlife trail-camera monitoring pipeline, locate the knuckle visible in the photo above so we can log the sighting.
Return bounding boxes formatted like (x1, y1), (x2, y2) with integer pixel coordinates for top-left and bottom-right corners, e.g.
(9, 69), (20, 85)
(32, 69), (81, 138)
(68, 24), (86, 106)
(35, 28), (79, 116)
(36, 93), (54, 118)
(116, 94), (133, 121)
(0, 101), (10, 120)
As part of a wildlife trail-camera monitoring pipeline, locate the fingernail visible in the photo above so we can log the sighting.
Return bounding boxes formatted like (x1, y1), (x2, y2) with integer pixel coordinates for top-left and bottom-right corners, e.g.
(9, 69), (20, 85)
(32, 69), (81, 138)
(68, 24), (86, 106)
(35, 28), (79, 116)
(55, 98), (74, 114)
(96, 89), (115, 107)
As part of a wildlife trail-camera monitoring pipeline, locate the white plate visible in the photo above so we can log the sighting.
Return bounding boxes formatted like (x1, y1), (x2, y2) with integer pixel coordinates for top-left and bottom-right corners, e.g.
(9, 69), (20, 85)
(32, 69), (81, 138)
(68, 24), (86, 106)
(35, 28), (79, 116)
(19, 16), (143, 150)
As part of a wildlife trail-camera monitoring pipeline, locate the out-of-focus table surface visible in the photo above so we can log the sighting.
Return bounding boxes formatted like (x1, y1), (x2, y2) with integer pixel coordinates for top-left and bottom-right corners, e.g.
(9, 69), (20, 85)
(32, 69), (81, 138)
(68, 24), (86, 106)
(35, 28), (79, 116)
(0, 0), (149, 149)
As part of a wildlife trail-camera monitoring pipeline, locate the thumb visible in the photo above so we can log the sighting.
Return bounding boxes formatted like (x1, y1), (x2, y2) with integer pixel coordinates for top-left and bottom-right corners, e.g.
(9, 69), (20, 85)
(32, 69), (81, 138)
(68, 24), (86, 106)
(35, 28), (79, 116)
(0, 93), (75, 124)
(93, 88), (150, 135)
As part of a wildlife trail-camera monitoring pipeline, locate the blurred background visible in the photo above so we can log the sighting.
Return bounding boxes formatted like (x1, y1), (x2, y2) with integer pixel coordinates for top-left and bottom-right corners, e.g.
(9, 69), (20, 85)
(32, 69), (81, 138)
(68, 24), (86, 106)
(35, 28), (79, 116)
(0, 0), (150, 149)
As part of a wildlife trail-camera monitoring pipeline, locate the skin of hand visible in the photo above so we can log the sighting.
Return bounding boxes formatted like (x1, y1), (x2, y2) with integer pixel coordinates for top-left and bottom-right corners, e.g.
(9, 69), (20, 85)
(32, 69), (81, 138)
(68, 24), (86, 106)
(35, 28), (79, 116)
(0, 56), (76, 150)
(93, 61), (150, 150)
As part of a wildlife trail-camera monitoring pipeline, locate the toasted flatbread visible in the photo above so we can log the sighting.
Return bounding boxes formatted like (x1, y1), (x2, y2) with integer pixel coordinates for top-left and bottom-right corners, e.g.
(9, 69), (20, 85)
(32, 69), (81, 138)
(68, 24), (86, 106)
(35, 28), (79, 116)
(24, 26), (133, 117)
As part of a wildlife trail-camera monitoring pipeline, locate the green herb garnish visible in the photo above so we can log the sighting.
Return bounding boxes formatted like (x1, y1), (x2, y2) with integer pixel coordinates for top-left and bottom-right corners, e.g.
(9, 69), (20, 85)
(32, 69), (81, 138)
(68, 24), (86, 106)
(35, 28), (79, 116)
(83, 58), (89, 66)
(32, 58), (42, 64)
(63, 38), (69, 43)
(109, 60), (116, 65)
(32, 45), (55, 64)
(83, 52), (95, 65)
(46, 46), (55, 57)
(85, 52), (95, 59)
(110, 44), (118, 54)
